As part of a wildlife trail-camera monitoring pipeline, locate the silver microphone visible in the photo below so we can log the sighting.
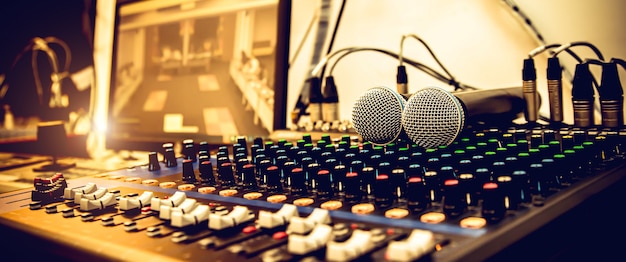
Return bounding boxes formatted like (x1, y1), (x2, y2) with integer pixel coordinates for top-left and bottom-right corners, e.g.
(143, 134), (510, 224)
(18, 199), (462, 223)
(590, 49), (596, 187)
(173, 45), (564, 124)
(351, 86), (406, 145)
(401, 86), (526, 149)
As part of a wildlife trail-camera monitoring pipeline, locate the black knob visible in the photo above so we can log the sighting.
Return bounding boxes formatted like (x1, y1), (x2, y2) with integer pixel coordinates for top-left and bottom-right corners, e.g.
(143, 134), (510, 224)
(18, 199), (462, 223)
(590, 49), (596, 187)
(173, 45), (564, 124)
(361, 166), (376, 196)
(390, 168), (407, 200)
(181, 159), (196, 183)
(162, 142), (174, 163)
(396, 156), (410, 172)
(541, 158), (561, 190)
(344, 171), (362, 203)
(236, 158), (250, 182)
(481, 182), (506, 223)
(496, 175), (519, 210)
(257, 159), (272, 188)
(283, 161), (296, 188)
(407, 163), (425, 179)
(438, 166), (456, 181)
(442, 179), (466, 218)
(528, 163), (547, 196)
(290, 167), (307, 196)
(374, 174), (393, 207)
(423, 170), (441, 202)
(265, 165), (283, 193)
(316, 169), (333, 199)
(457, 159), (473, 175)
(511, 170), (531, 204)
(198, 157), (215, 185)
(377, 161), (392, 178)
(148, 152), (161, 171)
(426, 157), (441, 172)
(237, 136), (248, 152)
(182, 140), (196, 162)
(406, 176), (430, 212)
(458, 173), (479, 206)
(240, 163), (257, 189)
(198, 141), (210, 153)
(217, 155), (230, 167)
(332, 164), (347, 193)
(491, 161), (508, 180)
(306, 162), (321, 192)
(164, 148), (177, 167)
(218, 162), (236, 188)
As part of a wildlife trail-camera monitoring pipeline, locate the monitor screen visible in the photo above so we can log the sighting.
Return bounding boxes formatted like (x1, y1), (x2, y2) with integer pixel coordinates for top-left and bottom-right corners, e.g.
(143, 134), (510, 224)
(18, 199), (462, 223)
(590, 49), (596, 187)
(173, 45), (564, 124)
(107, 0), (289, 152)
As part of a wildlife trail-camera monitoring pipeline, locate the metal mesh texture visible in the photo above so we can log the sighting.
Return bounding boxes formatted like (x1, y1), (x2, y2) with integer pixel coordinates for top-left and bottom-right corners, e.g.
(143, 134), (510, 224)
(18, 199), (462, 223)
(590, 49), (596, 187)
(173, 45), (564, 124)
(401, 87), (465, 149)
(351, 86), (405, 145)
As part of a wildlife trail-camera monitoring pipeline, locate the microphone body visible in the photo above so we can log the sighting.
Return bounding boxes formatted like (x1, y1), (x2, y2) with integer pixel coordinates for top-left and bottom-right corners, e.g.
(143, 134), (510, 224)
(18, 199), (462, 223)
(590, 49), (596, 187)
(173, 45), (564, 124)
(401, 86), (525, 149)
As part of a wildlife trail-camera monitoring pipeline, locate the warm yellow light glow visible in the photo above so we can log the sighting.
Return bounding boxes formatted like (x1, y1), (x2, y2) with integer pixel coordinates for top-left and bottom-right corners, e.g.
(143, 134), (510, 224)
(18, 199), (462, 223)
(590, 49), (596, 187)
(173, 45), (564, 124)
(92, 0), (116, 133)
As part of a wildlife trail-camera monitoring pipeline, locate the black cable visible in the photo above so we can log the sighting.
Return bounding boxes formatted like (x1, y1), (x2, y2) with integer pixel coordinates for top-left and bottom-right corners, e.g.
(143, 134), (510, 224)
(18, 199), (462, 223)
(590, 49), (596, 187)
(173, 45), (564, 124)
(400, 34), (457, 87)
(552, 41), (605, 61)
(318, 0), (346, 80)
(325, 47), (480, 91)
(529, 43), (583, 63)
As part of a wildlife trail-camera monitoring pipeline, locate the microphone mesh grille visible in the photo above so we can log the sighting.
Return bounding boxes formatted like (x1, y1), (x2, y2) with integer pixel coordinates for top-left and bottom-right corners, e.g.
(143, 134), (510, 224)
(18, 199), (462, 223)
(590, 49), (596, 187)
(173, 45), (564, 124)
(352, 86), (405, 145)
(402, 87), (465, 149)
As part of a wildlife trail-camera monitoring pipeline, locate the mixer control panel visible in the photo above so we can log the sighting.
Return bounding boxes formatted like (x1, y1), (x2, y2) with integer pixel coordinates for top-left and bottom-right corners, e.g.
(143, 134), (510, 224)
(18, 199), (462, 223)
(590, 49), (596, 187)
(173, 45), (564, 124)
(1, 125), (625, 261)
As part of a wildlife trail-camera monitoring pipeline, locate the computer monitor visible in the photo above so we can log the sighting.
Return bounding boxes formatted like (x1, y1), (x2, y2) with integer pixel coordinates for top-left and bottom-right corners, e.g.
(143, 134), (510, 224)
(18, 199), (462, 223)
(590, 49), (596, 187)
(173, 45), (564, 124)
(107, 0), (290, 153)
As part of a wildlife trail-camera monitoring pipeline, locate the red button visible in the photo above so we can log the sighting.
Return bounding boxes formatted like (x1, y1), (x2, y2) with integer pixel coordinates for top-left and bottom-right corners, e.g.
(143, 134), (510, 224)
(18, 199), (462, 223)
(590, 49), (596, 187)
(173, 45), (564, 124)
(272, 231), (288, 240)
(242, 225), (257, 234)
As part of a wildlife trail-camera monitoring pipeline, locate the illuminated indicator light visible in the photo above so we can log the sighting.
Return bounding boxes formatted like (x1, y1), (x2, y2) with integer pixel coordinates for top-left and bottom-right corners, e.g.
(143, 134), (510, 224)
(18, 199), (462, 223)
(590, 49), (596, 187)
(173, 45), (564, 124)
(272, 231), (288, 240)
(408, 177), (423, 183)
(242, 226), (257, 234)
(483, 182), (498, 190)
(444, 179), (459, 186)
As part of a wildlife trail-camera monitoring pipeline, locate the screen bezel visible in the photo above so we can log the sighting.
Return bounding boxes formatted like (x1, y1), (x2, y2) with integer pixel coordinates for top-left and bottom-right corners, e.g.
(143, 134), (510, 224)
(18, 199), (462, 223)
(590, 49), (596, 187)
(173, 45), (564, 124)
(106, 0), (290, 152)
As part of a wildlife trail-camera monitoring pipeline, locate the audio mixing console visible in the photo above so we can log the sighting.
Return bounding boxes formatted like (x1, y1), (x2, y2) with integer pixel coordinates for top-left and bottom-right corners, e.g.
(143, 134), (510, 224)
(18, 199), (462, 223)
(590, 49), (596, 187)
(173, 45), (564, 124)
(1, 125), (625, 261)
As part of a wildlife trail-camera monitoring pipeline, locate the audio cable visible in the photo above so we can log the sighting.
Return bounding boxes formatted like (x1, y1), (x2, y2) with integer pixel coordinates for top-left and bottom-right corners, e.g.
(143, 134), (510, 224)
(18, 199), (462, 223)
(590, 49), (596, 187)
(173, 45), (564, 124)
(0, 36), (71, 107)
(585, 58), (625, 128)
(318, 46), (479, 95)
(523, 41), (604, 125)
(547, 41), (605, 126)
(397, 34), (467, 94)
(291, 0), (345, 126)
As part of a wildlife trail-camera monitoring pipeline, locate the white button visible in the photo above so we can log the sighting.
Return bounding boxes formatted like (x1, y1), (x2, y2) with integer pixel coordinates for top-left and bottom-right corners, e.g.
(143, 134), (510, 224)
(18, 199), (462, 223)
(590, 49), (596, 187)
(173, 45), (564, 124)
(288, 224), (332, 255)
(79, 192), (118, 211)
(208, 206), (255, 230)
(326, 230), (373, 261)
(385, 229), (435, 262)
(258, 204), (298, 229)
(287, 208), (331, 234)
(119, 191), (154, 211)
(171, 204), (210, 228)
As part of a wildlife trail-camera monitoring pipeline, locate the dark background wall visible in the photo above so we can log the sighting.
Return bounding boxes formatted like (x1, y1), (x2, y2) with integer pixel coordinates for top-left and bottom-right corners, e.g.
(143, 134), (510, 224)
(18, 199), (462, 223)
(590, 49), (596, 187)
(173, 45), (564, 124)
(0, 0), (96, 120)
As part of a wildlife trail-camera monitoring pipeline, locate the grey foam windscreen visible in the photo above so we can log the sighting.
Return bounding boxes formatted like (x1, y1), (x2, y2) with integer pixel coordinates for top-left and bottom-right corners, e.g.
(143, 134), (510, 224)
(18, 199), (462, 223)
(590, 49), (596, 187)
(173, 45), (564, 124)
(351, 86), (406, 145)
(401, 87), (465, 149)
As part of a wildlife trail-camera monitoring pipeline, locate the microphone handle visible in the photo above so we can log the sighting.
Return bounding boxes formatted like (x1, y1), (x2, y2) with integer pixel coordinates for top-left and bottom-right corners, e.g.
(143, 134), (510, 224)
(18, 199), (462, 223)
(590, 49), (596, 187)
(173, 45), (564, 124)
(454, 86), (527, 119)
